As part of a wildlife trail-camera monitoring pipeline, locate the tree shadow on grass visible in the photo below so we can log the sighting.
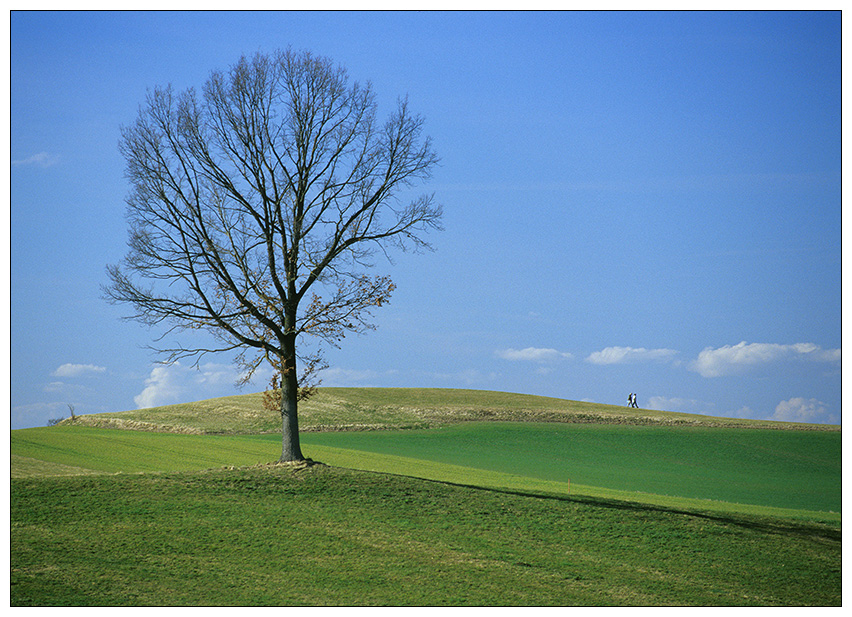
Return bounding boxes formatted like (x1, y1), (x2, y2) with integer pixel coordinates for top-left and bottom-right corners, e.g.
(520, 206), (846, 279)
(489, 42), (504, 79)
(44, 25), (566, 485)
(322, 462), (840, 546)
(431, 477), (842, 546)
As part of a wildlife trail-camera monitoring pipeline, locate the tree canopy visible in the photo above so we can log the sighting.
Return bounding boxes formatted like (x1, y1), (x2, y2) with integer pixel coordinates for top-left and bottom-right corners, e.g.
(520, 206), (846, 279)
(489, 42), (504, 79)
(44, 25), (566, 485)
(106, 49), (442, 460)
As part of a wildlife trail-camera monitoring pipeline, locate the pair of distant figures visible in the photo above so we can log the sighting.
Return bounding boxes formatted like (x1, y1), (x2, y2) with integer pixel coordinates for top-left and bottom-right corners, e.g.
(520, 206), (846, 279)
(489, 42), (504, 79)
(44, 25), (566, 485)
(627, 393), (639, 408)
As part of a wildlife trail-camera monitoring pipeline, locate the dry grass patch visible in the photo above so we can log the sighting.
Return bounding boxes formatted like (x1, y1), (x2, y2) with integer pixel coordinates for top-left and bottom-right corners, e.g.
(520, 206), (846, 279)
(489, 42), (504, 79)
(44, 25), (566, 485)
(61, 388), (839, 435)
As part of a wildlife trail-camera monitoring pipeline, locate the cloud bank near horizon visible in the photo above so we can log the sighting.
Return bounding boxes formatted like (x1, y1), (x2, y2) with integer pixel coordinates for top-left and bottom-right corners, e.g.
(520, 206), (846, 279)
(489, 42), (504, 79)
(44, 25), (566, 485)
(12, 151), (59, 167)
(495, 347), (573, 362)
(690, 341), (840, 378)
(585, 346), (678, 365)
(52, 363), (107, 378)
(133, 362), (250, 409)
(497, 341), (841, 378)
(772, 397), (837, 424)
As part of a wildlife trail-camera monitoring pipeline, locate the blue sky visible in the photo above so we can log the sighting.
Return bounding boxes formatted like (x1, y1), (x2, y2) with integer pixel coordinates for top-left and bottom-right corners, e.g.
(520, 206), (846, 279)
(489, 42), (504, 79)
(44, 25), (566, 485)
(10, 11), (842, 429)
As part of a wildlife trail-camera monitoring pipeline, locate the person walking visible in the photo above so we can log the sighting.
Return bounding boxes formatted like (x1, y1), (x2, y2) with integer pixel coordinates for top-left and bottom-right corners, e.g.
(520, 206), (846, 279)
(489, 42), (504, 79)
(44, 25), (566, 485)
(631, 393), (639, 408)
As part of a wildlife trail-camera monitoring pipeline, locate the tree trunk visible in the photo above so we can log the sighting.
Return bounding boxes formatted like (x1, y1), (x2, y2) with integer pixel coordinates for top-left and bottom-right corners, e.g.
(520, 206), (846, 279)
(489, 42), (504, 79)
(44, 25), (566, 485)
(279, 336), (305, 462)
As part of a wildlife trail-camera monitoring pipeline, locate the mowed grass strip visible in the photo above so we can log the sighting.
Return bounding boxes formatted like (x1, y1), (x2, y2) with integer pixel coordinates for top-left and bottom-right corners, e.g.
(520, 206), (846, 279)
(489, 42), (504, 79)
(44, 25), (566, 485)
(10, 465), (841, 606)
(13, 422), (841, 521)
(302, 422), (842, 515)
(11, 426), (279, 475)
(300, 445), (838, 523)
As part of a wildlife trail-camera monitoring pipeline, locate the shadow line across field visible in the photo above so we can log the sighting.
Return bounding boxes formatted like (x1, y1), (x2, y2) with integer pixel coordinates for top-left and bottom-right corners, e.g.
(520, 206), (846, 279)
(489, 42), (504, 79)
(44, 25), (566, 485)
(342, 462), (842, 546)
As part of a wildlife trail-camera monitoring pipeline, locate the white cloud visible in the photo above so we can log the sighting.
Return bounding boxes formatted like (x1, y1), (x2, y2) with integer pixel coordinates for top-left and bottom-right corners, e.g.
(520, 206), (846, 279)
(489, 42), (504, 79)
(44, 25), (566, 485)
(133, 361), (252, 409)
(726, 406), (760, 420)
(52, 363), (107, 378)
(646, 396), (712, 414)
(197, 362), (246, 386)
(12, 151), (59, 167)
(585, 346), (678, 365)
(771, 397), (838, 424)
(689, 341), (841, 378)
(496, 347), (573, 362)
(134, 364), (187, 408)
(43, 381), (89, 396)
(12, 401), (70, 428)
(320, 367), (382, 386)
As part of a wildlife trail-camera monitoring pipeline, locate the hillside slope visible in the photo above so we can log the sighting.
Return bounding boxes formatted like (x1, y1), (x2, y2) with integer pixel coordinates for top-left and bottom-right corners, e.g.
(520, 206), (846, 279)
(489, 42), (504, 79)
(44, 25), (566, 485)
(61, 388), (839, 434)
(12, 464), (842, 606)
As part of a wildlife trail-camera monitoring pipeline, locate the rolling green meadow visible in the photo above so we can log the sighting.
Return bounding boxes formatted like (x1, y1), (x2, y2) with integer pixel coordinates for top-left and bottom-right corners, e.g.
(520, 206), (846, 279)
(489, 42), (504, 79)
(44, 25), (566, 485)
(10, 388), (842, 606)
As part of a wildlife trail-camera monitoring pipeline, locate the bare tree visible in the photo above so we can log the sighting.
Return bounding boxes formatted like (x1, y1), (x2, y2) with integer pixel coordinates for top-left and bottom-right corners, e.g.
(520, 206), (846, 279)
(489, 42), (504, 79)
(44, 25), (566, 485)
(105, 49), (442, 461)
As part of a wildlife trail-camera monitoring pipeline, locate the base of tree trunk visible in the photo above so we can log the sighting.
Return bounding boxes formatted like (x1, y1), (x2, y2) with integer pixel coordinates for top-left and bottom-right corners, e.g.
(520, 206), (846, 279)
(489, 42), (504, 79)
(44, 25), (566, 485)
(274, 457), (324, 470)
(236, 460), (325, 471)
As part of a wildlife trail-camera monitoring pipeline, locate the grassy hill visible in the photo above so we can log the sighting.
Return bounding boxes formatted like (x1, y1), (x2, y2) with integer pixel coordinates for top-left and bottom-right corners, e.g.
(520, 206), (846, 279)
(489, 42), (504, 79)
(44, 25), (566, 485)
(16, 388), (840, 518)
(58, 387), (839, 434)
(11, 463), (841, 606)
(12, 388), (841, 606)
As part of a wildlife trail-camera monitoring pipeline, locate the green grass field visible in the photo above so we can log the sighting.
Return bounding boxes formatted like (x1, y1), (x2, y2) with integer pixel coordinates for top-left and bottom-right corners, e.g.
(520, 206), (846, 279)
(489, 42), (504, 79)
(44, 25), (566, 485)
(303, 422), (841, 515)
(11, 464), (841, 606)
(10, 388), (842, 606)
